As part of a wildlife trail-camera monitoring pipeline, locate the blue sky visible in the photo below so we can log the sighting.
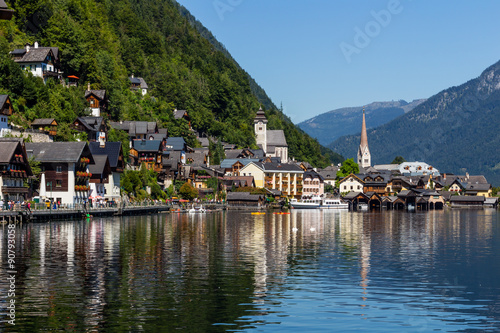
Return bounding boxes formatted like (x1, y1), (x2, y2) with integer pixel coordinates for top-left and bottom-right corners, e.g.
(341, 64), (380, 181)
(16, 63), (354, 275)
(176, 0), (500, 123)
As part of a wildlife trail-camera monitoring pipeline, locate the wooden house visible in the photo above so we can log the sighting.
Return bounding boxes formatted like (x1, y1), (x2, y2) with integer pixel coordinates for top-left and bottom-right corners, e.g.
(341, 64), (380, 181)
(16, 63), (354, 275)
(88, 155), (111, 201)
(0, 0), (14, 20)
(0, 95), (13, 134)
(226, 192), (264, 207)
(25, 142), (94, 205)
(89, 142), (124, 202)
(72, 117), (107, 144)
(0, 140), (33, 202)
(85, 86), (106, 117)
(130, 139), (163, 172)
(31, 118), (58, 136)
(450, 196), (485, 208)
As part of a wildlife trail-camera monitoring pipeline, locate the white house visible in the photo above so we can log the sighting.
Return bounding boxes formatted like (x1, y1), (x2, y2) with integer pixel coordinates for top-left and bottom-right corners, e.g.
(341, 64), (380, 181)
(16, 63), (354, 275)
(10, 42), (62, 83)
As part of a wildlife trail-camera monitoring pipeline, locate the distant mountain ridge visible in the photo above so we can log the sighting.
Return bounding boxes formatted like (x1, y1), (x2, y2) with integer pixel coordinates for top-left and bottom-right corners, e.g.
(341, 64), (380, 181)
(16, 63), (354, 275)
(329, 60), (500, 185)
(298, 99), (425, 146)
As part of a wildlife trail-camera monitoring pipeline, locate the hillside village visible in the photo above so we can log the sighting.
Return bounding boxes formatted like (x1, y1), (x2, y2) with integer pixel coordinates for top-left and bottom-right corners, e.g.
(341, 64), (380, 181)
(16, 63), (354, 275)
(0, 39), (498, 210)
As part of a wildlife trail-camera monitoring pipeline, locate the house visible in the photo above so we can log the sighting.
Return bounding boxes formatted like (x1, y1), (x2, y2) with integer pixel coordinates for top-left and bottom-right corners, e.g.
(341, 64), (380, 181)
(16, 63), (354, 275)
(342, 191), (369, 211)
(85, 85), (106, 117)
(449, 195), (485, 208)
(338, 173), (364, 194)
(130, 139), (163, 172)
(72, 117), (107, 144)
(109, 121), (158, 145)
(10, 42), (62, 83)
(185, 152), (208, 167)
(221, 176), (255, 191)
(465, 183), (492, 197)
(0, 95), (13, 136)
(25, 142), (94, 205)
(261, 162), (303, 198)
(386, 176), (412, 194)
(0, 141), (33, 202)
(88, 142), (125, 203)
(88, 155), (111, 203)
(398, 161), (440, 177)
(173, 109), (191, 128)
(254, 108), (288, 162)
(448, 178), (466, 194)
(162, 151), (182, 185)
(359, 172), (391, 195)
(129, 74), (148, 96)
(226, 192), (265, 207)
(30, 118), (58, 137)
(302, 171), (324, 196)
(220, 158), (260, 176)
(240, 162), (265, 187)
(318, 165), (339, 188)
(0, 0), (14, 20)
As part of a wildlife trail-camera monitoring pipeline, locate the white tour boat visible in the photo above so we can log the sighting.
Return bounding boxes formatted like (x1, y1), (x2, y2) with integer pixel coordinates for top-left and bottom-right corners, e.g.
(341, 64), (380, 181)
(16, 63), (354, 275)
(290, 196), (321, 209)
(321, 198), (349, 209)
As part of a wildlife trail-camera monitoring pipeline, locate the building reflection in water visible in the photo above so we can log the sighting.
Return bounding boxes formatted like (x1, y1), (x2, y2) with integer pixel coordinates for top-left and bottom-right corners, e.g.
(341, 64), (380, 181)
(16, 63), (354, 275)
(0, 209), (499, 331)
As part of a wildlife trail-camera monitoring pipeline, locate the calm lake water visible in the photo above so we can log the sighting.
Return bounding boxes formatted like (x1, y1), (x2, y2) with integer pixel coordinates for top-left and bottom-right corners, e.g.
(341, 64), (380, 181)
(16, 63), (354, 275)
(1, 209), (500, 332)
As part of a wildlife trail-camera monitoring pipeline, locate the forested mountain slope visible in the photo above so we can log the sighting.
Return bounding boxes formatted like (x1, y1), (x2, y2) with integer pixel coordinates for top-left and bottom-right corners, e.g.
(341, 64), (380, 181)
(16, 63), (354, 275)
(0, 0), (341, 167)
(329, 60), (500, 185)
(298, 99), (425, 146)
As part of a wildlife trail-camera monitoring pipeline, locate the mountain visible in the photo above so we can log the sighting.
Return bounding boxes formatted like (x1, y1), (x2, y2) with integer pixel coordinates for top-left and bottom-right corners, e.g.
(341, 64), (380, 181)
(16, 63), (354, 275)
(0, 0), (341, 167)
(329, 60), (500, 185)
(298, 99), (425, 146)
(176, 4), (275, 111)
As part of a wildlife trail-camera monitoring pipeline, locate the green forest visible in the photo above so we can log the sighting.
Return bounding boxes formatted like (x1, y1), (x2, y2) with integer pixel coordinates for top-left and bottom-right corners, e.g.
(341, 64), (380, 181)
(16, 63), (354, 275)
(0, 0), (342, 167)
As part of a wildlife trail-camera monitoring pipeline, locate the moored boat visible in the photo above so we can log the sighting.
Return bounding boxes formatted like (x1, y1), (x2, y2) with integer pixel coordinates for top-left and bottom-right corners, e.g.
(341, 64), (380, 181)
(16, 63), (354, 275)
(290, 196), (321, 209)
(321, 198), (348, 209)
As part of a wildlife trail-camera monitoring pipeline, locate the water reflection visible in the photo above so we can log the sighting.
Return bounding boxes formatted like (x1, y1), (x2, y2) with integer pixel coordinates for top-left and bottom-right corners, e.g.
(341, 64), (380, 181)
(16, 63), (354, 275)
(0, 210), (499, 331)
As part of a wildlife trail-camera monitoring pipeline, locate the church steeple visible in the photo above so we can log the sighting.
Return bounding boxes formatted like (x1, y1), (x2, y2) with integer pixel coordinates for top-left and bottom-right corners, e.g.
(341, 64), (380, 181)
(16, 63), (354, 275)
(357, 108), (371, 168)
(254, 107), (268, 153)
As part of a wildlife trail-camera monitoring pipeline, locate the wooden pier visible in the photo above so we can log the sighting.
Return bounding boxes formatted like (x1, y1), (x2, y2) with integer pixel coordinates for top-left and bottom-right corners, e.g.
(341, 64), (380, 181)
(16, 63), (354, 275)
(0, 204), (173, 222)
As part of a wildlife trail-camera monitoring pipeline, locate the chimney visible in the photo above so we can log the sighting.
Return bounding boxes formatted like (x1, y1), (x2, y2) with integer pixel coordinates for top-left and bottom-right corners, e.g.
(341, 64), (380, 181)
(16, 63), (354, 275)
(34, 41), (39, 48)
(25, 43), (30, 52)
(131, 73), (134, 78)
(88, 82), (91, 91)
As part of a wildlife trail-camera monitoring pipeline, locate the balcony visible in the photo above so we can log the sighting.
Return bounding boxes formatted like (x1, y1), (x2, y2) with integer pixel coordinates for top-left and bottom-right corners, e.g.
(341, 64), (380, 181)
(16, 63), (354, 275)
(2, 187), (29, 194)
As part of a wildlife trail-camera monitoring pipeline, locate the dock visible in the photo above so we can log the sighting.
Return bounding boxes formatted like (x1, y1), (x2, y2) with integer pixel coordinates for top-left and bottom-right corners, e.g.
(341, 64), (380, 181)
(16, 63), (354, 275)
(0, 203), (173, 222)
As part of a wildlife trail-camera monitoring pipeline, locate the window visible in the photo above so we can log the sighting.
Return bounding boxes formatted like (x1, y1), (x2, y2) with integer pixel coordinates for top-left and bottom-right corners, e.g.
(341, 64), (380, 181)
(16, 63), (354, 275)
(56, 166), (62, 173)
(351, 186), (353, 190)
(56, 180), (62, 187)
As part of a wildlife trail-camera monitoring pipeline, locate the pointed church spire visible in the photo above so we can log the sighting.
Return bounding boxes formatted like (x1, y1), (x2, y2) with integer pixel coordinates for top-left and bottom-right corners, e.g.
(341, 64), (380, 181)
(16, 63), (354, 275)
(360, 108), (368, 150)
(357, 108), (371, 168)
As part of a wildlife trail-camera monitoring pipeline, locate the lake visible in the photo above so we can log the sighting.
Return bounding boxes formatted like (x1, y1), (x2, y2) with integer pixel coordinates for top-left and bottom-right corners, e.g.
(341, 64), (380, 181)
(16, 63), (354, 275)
(1, 209), (500, 332)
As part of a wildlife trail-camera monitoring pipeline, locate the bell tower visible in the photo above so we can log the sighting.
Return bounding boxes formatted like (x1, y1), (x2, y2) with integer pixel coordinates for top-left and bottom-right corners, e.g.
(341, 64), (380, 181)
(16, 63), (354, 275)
(254, 107), (267, 153)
